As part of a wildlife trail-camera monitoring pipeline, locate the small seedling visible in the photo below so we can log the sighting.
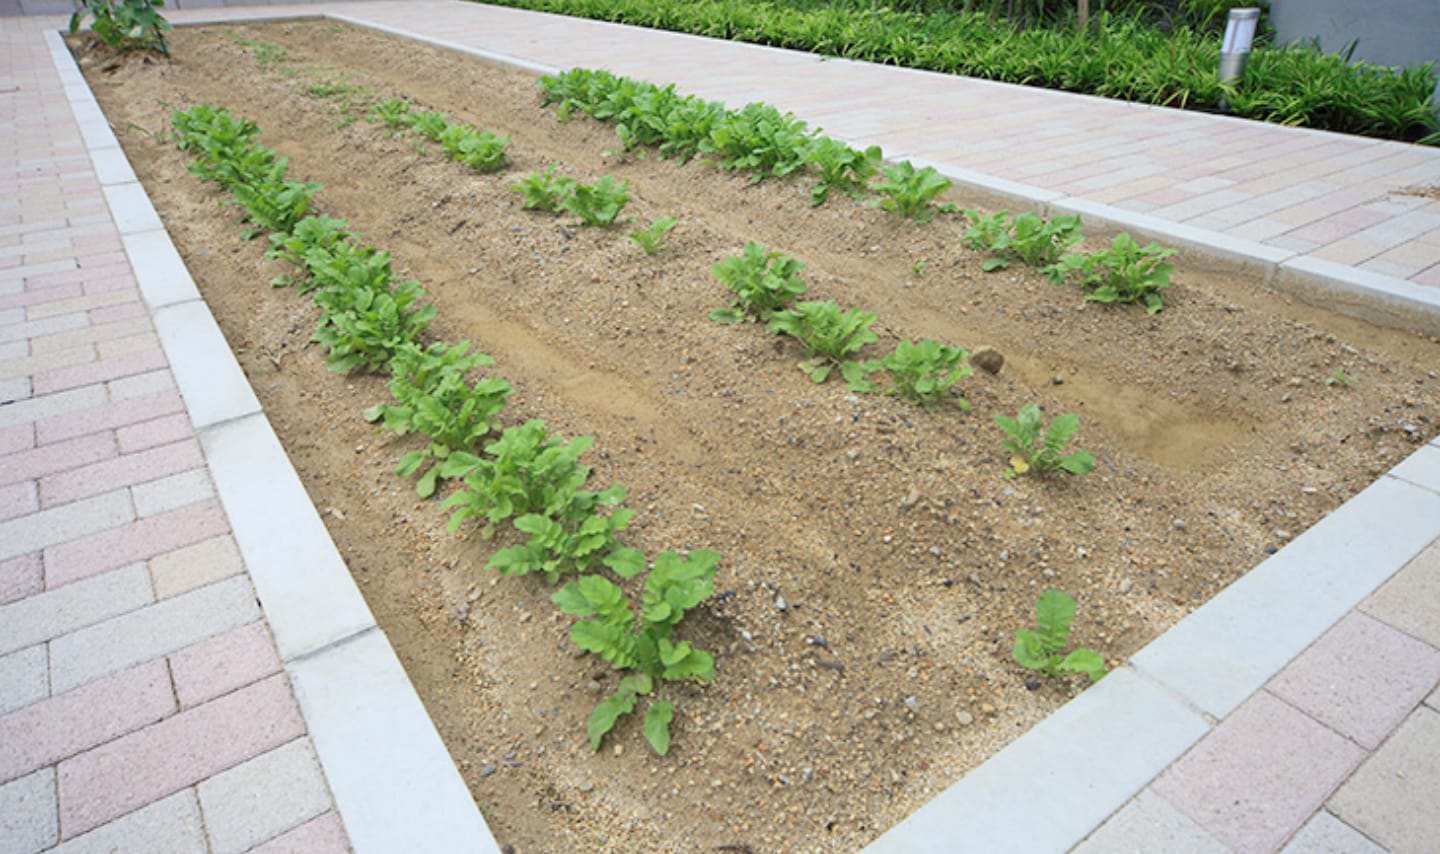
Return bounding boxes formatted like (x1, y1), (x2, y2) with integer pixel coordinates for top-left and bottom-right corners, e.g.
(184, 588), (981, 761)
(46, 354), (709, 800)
(562, 176), (630, 227)
(767, 300), (878, 391)
(805, 138), (881, 206)
(512, 165), (577, 213)
(996, 403), (1094, 477)
(1013, 589), (1106, 682)
(628, 216), (677, 255)
(553, 549), (721, 755)
(909, 259), (926, 278)
(1046, 233), (1177, 314)
(1326, 368), (1354, 388)
(708, 242), (807, 323)
(437, 125), (510, 174)
(871, 162), (958, 223)
(869, 339), (972, 411)
(964, 210), (1083, 271)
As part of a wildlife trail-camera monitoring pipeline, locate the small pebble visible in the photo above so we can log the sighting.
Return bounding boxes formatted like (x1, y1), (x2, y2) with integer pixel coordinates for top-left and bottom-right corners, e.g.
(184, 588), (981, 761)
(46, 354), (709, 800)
(955, 711), (974, 726)
(479, 764), (497, 778)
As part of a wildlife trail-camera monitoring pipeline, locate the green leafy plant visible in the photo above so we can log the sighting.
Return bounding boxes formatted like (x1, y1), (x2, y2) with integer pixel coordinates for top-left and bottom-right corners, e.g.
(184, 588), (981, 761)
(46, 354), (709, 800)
(869, 339), (972, 411)
(228, 160), (322, 240)
(700, 102), (815, 183)
(995, 403), (1095, 477)
(708, 242), (807, 324)
(406, 110), (450, 143)
(438, 420), (594, 535)
(1326, 368), (1354, 388)
(964, 210), (1084, 271)
(1045, 233), (1177, 314)
(553, 549), (721, 754)
(562, 176), (630, 226)
(487, 483), (635, 582)
(512, 165), (577, 212)
(767, 301), (878, 391)
(628, 216), (677, 255)
(362, 341), (512, 497)
(311, 277), (436, 374)
(70, 0), (171, 56)
(265, 215), (352, 290)
(368, 98), (414, 132)
(1013, 589), (1107, 682)
(805, 138), (881, 206)
(871, 162), (957, 223)
(437, 125), (510, 174)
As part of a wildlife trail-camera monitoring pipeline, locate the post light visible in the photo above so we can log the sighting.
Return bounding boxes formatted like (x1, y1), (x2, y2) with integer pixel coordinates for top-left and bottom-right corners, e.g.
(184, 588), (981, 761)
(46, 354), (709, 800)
(1218, 7), (1261, 84)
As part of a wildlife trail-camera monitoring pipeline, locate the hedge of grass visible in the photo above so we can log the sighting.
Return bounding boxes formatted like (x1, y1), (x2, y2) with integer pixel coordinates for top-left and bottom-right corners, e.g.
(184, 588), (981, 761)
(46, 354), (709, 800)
(470, 0), (1439, 144)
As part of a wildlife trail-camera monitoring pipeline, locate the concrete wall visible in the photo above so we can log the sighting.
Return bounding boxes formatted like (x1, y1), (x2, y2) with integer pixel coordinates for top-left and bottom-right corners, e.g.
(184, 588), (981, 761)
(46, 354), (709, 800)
(1268, 0), (1440, 70)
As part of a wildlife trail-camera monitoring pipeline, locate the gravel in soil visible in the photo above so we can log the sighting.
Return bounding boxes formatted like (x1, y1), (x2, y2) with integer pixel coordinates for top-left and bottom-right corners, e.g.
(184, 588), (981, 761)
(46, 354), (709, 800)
(74, 19), (1440, 853)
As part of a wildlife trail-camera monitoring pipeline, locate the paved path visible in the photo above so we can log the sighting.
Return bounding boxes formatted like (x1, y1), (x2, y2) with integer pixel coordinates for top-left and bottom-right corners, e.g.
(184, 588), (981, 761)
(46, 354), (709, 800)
(3, 3), (1439, 853)
(0, 10), (350, 852)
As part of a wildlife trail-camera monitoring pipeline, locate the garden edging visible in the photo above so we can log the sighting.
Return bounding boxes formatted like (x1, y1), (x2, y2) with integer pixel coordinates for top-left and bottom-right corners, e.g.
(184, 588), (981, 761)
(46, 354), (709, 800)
(49, 8), (1440, 852)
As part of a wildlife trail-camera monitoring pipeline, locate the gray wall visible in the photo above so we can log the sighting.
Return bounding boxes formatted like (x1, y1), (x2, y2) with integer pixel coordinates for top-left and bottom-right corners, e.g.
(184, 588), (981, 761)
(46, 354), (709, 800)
(1269, 0), (1440, 70)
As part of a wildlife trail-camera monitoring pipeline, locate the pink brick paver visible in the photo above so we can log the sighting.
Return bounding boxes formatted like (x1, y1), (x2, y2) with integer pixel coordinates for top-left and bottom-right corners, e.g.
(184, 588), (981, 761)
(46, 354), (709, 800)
(168, 620), (283, 709)
(1152, 691), (1368, 853)
(0, 659), (175, 784)
(43, 499), (230, 588)
(56, 673), (306, 838)
(250, 810), (351, 853)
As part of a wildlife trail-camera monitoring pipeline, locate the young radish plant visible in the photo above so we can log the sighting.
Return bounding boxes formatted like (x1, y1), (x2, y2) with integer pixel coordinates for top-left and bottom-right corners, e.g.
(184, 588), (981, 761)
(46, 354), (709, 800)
(363, 341), (512, 498)
(438, 420), (595, 536)
(512, 165), (577, 212)
(1013, 589), (1107, 682)
(1046, 233), (1177, 314)
(963, 210), (1084, 272)
(708, 242), (807, 324)
(767, 300), (879, 392)
(995, 403), (1094, 478)
(70, 0), (171, 56)
(437, 125), (510, 174)
(871, 162), (958, 223)
(804, 138), (881, 206)
(487, 483), (636, 582)
(562, 176), (631, 226)
(265, 215), (352, 291)
(628, 216), (677, 256)
(869, 339), (972, 411)
(553, 549), (721, 755)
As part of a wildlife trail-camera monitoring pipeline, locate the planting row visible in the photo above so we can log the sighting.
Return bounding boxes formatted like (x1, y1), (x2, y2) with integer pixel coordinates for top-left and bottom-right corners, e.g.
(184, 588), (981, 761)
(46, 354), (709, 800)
(172, 103), (721, 756)
(539, 67), (1180, 314)
(482, 0), (1440, 144)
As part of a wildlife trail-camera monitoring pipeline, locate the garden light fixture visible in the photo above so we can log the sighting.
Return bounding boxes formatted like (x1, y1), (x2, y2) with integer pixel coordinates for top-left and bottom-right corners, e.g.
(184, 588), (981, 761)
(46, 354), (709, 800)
(1218, 7), (1261, 84)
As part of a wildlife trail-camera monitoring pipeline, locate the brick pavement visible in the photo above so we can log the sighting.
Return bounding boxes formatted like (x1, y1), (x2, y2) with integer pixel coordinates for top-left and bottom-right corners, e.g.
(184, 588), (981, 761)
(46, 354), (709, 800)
(0, 11), (350, 853)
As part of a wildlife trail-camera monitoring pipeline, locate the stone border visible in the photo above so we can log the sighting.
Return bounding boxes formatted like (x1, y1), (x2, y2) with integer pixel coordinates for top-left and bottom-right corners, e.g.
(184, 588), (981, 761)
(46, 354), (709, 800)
(44, 27), (501, 854)
(47, 11), (1440, 853)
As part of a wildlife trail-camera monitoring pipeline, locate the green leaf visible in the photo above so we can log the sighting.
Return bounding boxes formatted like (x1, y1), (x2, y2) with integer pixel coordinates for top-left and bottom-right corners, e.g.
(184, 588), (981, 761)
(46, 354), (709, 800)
(981, 257), (1009, 272)
(1035, 589), (1077, 653)
(1012, 629), (1050, 671)
(1060, 451), (1096, 475)
(416, 465), (439, 498)
(644, 700), (675, 755)
(604, 547), (647, 579)
(588, 688), (637, 751)
(1058, 648), (1107, 682)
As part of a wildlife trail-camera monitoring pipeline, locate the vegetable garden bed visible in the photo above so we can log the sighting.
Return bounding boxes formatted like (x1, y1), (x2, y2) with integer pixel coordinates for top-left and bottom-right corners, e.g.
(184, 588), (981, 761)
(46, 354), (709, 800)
(74, 19), (1440, 852)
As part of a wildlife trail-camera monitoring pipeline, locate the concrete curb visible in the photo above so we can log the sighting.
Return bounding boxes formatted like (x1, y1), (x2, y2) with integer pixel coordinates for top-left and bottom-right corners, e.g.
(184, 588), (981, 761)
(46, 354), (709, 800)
(45, 26), (502, 854)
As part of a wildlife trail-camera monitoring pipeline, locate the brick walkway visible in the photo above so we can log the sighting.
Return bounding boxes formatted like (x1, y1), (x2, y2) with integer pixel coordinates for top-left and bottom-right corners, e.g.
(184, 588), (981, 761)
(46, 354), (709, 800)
(3, 3), (1439, 853)
(0, 12), (350, 853)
